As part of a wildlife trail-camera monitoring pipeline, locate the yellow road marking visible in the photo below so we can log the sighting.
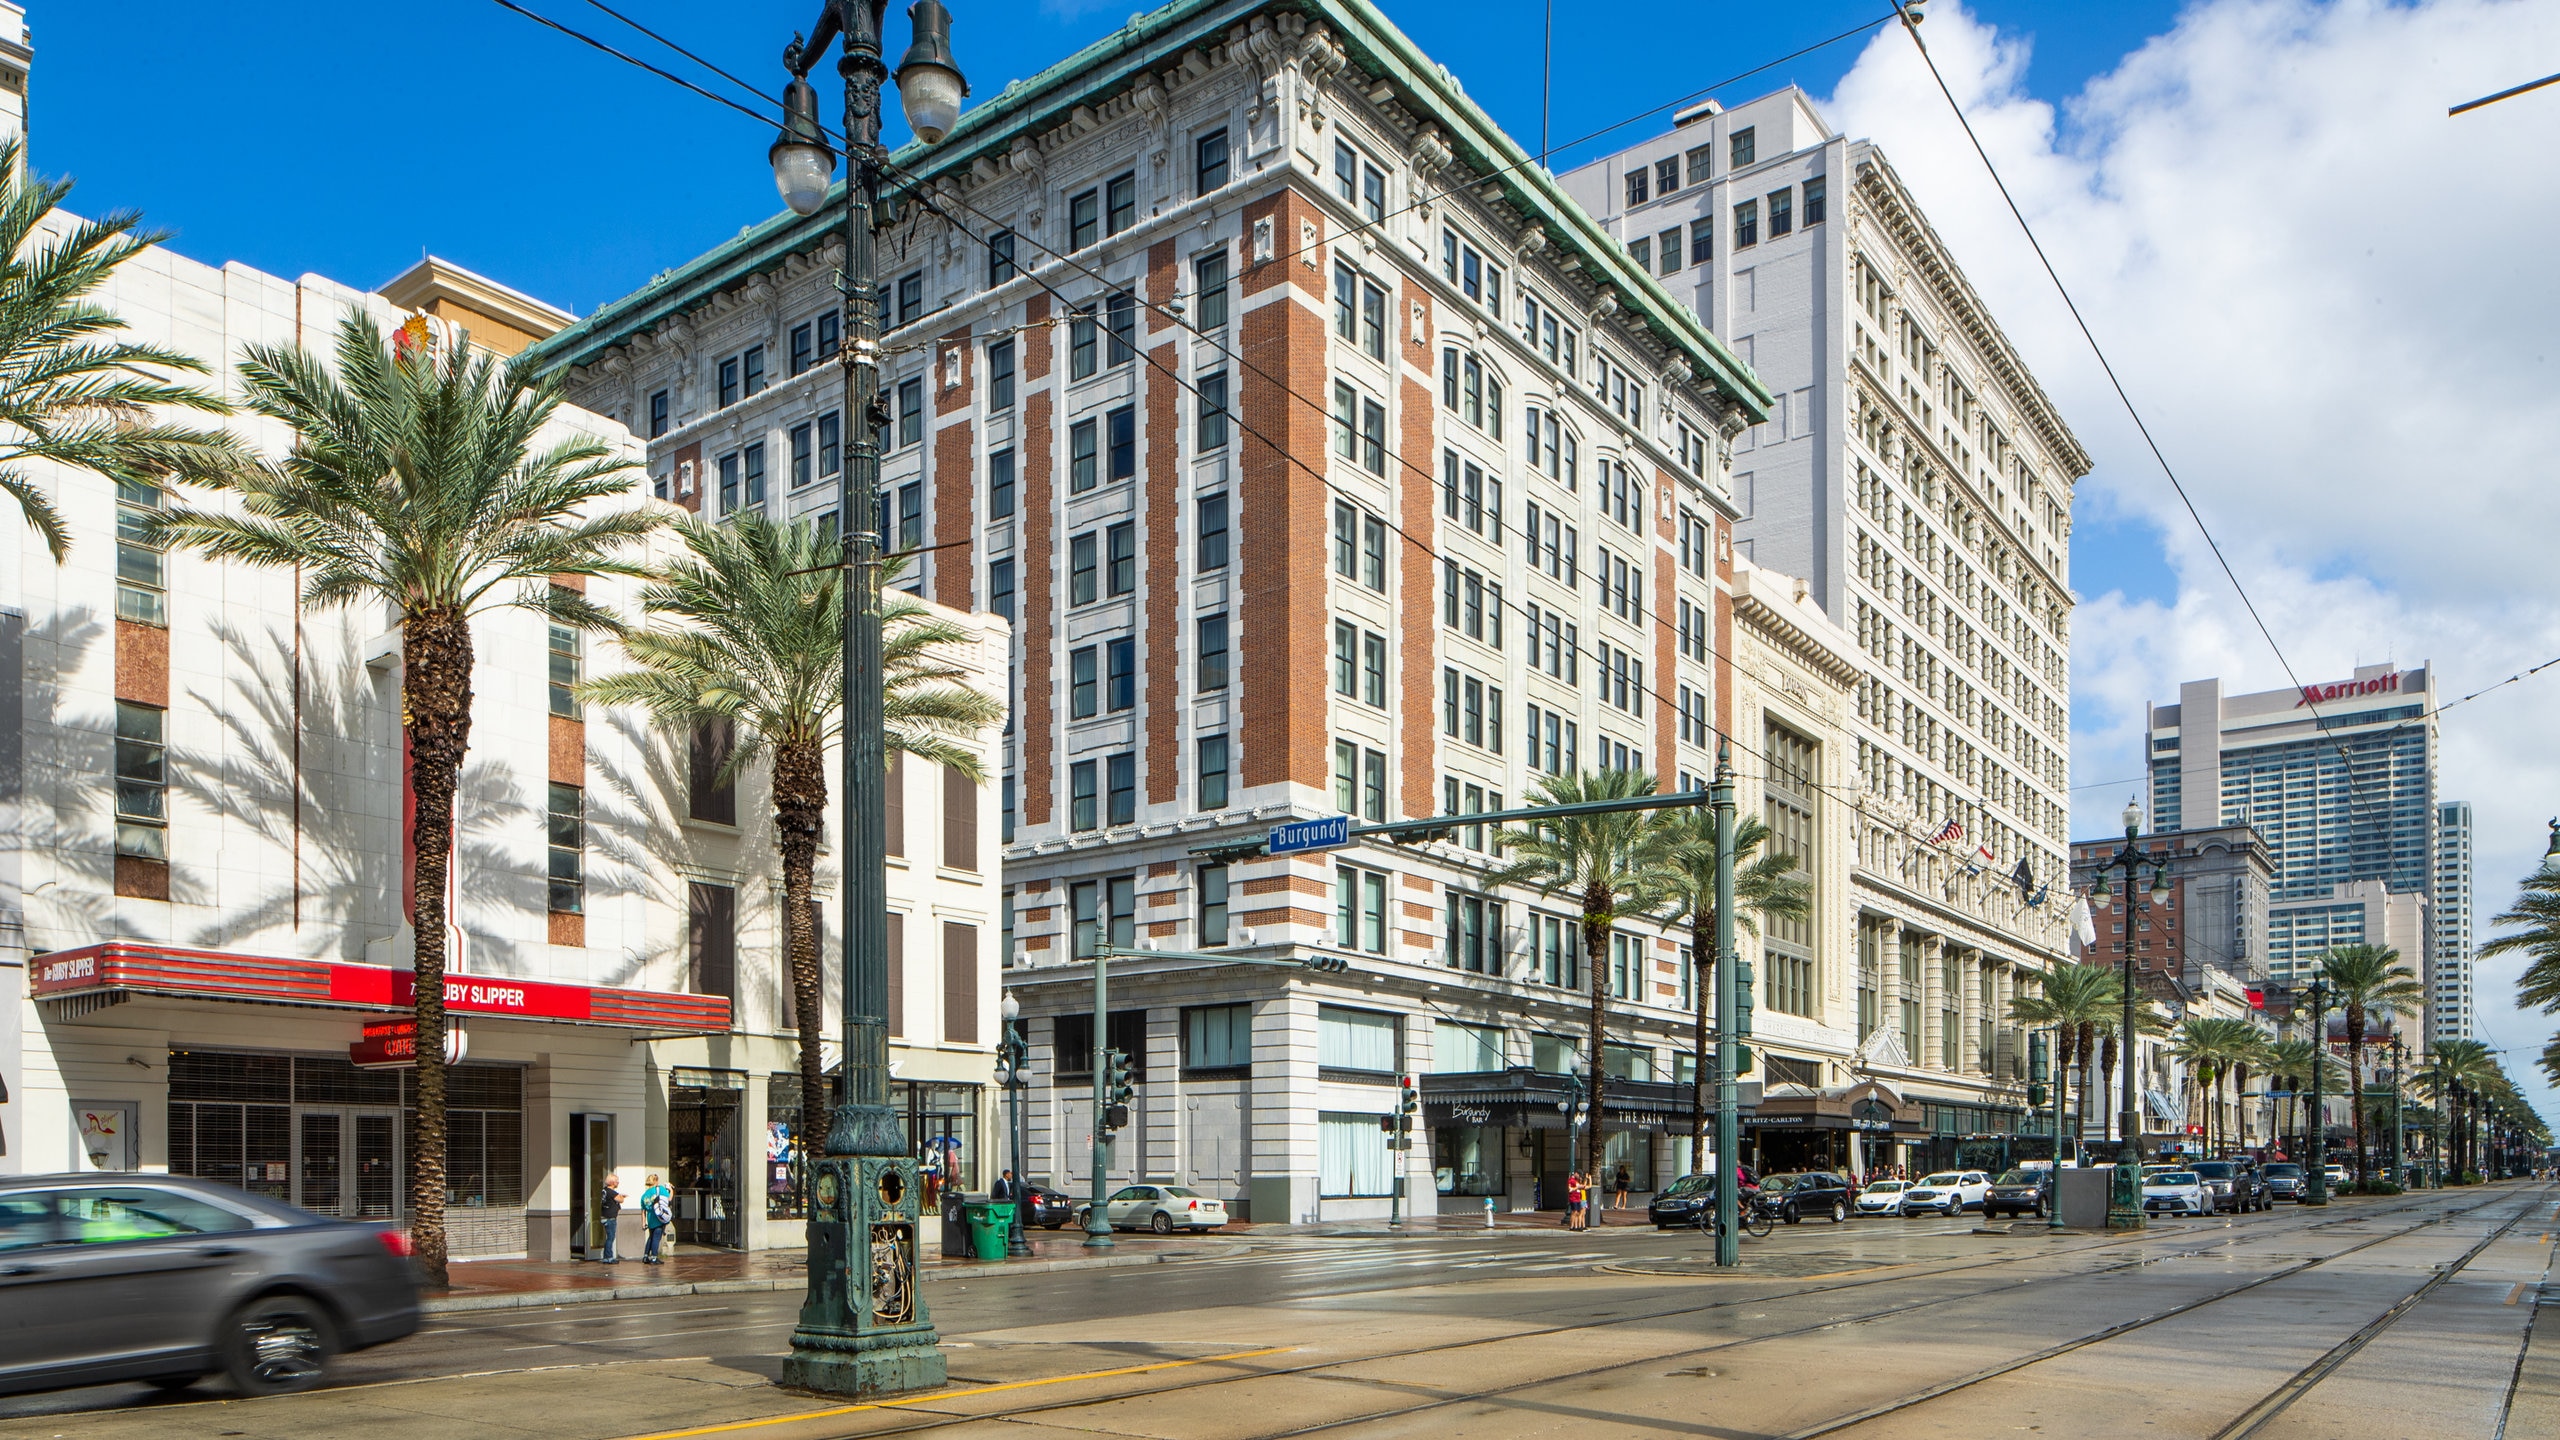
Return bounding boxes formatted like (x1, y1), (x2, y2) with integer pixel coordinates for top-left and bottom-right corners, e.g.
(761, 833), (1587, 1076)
(616, 1346), (1300, 1440)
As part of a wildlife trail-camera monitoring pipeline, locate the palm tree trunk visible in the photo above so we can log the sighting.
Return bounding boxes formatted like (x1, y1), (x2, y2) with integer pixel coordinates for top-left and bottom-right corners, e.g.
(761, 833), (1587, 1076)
(1689, 911), (1710, 1170)
(1582, 889), (1611, 1185)
(2345, 1011), (2367, 1186)
(773, 739), (830, 1172)
(403, 605), (473, 1289)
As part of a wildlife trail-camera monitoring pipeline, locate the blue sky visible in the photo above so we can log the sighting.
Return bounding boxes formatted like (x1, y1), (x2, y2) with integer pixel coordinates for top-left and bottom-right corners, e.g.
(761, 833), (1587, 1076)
(34, 0), (2560, 1118)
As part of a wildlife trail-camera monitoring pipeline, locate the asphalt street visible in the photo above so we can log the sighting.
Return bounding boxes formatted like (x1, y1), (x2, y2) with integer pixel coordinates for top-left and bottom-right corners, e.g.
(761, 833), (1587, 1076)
(3, 1185), (2553, 1439)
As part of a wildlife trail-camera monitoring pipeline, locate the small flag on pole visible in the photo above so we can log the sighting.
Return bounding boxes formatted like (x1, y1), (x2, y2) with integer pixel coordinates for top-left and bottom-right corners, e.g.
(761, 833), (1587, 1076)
(2010, 858), (2035, 900)
(1928, 818), (1964, 847)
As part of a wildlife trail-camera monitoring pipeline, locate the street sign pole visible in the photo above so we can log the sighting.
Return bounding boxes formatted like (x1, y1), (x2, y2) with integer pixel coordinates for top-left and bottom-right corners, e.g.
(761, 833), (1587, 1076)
(1711, 744), (1740, 1268)
(1084, 922), (1114, 1249)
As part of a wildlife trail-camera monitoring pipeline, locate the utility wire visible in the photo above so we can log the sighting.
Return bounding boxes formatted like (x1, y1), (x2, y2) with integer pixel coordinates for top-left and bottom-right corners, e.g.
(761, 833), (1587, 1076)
(578, 0), (792, 122)
(488, 0), (2070, 890)
(2449, 70), (2560, 116)
(1884, 2), (2392, 835)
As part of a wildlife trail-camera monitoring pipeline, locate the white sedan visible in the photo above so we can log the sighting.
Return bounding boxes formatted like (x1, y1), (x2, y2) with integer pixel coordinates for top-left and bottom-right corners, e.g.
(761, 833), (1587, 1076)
(1899, 1171), (1992, 1216)
(1077, 1184), (1230, 1234)
(1853, 1180), (1912, 1216)
(2142, 1171), (2214, 1216)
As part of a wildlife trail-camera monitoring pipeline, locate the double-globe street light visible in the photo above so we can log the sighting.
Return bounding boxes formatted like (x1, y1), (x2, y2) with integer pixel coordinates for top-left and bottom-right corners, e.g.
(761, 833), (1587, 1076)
(768, 0), (969, 1401)
(996, 994), (1033, 1258)
(2088, 797), (2169, 1229)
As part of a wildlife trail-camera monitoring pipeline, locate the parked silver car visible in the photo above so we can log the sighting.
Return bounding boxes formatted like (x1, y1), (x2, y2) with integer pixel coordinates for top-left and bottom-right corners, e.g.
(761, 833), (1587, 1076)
(0, 1174), (420, 1398)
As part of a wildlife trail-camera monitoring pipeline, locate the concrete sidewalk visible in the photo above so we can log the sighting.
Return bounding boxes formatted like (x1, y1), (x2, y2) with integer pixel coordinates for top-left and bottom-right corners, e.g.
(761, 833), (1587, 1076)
(426, 1234), (1240, 1313)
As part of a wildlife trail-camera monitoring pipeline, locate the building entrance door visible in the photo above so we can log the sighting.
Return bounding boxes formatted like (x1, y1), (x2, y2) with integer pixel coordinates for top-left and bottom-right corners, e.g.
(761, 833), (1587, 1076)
(670, 1073), (744, 1249)
(293, 1106), (402, 1219)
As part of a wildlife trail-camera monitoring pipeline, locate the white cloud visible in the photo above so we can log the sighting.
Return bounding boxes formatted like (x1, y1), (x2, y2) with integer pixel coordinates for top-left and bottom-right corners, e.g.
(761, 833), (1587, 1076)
(1826, 1), (2560, 1115)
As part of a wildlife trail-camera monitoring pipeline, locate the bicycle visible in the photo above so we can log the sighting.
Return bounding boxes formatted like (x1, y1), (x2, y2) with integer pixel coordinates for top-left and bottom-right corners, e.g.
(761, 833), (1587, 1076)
(1679, 1191), (1776, 1241)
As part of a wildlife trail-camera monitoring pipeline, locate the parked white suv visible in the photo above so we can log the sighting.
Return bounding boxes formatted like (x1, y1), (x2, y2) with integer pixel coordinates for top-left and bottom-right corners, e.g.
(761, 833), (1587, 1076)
(1899, 1171), (1992, 1216)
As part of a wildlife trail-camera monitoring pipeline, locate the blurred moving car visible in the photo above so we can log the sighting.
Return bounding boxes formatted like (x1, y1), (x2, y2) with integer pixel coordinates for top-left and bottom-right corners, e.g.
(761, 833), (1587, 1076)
(2262, 1163), (2307, 1201)
(1017, 1183), (1077, 1229)
(1983, 1168), (2052, 1218)
(1852, 1180), (1912, 1216)
(1646, 1168), (1762, 1229)
(0, 1174), (419, 1399)
(1899, 1171), (1992, 1216)
(2142, 1170), (2214, 1216)
(1073, 1183), (1229, 1234)
(1762, 1173), (1854, 1224)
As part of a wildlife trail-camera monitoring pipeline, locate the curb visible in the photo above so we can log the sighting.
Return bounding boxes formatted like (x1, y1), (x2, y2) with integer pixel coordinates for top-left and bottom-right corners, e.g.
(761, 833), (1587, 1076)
(422, 1247), (1231, 1315)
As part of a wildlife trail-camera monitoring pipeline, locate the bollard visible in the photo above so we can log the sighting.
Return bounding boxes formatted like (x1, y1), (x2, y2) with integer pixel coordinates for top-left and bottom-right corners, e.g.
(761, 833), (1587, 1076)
(1484, 1197), (1496, 1229)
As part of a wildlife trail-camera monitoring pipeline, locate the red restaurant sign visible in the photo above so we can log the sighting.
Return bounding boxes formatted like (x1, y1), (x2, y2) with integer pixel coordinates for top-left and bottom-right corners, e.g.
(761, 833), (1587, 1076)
(30, 942), (729, 1032)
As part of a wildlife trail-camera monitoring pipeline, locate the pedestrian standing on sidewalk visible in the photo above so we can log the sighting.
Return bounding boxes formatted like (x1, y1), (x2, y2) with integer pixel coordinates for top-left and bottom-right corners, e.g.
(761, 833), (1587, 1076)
(1611, 1163), (1632, 1212)
(640, 1173), (673, 1265)
(992, 1168), (1018, 1201)
(1565, 1171), (1587, 1230)
(597, 1173), (624, 1264)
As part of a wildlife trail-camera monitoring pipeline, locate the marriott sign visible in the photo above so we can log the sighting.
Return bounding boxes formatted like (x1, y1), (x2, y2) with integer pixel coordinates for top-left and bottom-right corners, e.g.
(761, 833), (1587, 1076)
(2295, 672), (2404, 709)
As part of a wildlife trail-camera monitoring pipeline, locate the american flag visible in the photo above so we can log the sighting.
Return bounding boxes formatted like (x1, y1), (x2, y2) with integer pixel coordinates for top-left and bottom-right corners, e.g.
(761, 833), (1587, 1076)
(1928, 818), (1964, 847)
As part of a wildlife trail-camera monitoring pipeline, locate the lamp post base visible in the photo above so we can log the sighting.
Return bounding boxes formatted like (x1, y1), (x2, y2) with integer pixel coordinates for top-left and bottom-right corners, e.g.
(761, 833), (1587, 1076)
(2106, 1158), (2147, 1231)
(783, 1143), (947, 1399)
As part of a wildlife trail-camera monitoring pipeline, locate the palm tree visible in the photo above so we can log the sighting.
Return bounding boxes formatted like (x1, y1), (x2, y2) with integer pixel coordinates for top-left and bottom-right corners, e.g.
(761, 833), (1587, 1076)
(2318, 944), (2424, 1187)
(1488, 769), (1677, 1180)
(1642, 810), (1810, 1167)
(2480, 844), (2560, 1016)
(2264, 1037), (2323, 1160)
(2092, 996), (2171, 1149)
(580, 517), (1000, 1167)
(152, 312), (660, 1285)
(0, 138), (248, 556)
(2420, 1039), (2498, 1181)
(2171, 1017), (2264, 1155)
(2006, 961), (2120, 1162)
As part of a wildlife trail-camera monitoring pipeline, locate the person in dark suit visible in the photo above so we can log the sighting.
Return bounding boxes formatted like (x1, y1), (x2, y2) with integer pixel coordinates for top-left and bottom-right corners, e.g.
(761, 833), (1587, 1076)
(992, 1169), (1019, 1201)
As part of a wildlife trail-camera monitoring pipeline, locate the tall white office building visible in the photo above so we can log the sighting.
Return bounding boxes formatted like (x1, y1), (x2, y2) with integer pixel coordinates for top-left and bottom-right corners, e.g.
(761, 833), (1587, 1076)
(2433, 801), (2475, 1043)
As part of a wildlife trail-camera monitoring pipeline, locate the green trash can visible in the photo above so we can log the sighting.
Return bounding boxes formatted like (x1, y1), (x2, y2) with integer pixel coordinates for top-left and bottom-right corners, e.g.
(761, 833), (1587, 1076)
(964, 1200), (1014, 1260)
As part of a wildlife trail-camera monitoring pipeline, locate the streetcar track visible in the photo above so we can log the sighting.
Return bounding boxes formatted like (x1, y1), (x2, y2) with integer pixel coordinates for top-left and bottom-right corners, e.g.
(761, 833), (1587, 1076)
(745, 1187), (2527, 1440)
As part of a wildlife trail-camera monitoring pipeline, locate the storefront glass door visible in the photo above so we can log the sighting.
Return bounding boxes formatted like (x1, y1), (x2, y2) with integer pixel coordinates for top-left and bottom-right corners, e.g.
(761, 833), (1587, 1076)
(292, 1106), (401, 1218)
(671, 1073), (744, 1249)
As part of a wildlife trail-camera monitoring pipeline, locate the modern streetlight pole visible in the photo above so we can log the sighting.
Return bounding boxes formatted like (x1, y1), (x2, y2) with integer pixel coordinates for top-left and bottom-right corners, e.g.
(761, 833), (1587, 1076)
(2304, 978), (2332, 1205)
(997, 994), (1032, 1258)
(2387, 1036), (2406, 1189)
(768, 0), (968, 1400)
(2087, 798), (2167, 1230)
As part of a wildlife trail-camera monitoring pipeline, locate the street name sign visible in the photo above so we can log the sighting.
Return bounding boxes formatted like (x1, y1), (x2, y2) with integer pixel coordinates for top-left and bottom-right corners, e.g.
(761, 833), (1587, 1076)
(1268, 814), (1352, 855)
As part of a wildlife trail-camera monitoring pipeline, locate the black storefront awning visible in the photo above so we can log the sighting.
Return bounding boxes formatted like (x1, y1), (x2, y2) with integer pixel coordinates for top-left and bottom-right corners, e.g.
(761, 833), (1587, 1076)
(1419, 1067), (1761, 1130)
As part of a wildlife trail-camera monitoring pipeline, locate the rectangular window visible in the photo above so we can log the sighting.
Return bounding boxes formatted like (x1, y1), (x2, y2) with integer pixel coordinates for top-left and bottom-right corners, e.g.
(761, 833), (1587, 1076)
(1362, 162), (1386, 224)
(1335, 868), (1391, 955)
(1107, 404), (1136, 480)
(1070, 645), (1098, 719)
(1734, 198), (1759, 249)
(688, 882), (737, 1000)
(896, 481), (922, 551)
(1803, 174), (1827, 226)
(1070, 302), (1097, 379)
(1628, 236), (1652, 271)
(1195, 249), (1229, 329)
(987, 230), (1017, 285)
(744, 442), (769, 508)
(1336, 501), (1361, 580)
(790, 322), (813, 376)
(896, 378), (924, 447)
(1195, 127), (1230, 194)
(1730, 126), (1756, 168)
(1106, 752), (1136, 827)
(1656, 156), (1681, 197)
(1334, 621), (1358, 698)
(1070, 418), (1098, 492)
(818, 411), (840, 477)
(547, 782), (584, 914)
(1625, 168), (1650, 207)
(1686, 144), (1712, 186)
(1334, 739), (1358, 814)
(988, 338), (1015, 411)
(115, 478), (168, 626)
(1334, 259), (1359, 341)
(1069, 188), (1099, 250)
(1070, 760), (1097, 831)
(1361, 279), (1386, 359)
(817, 311), (839, 359)
(1768, 187), (1793, 238)
(1363, 514), (1387, 590)
(1319, 1003), (1397, 1069)
(1320, 1114), (1393, 1198)
(1069, 531), (1098, 606)
(1198, 492), (1229, 569)
(1333, 381), (1358, 463)
(113, 700), (166, 860)
(1690, 220), (1713, 265)
(789, 423), (812, 490)
(717, 452), (739, 513)
(1335, 140), (1360, 204)
(647, 389), (669, 438)
(989, 557), (1015, 622)
(689, 720), (737, 824)
(1105, 637), (1135, 712)
(1763, 720), (1818, 1016)
(1197, 371), (1229, 450)
(989, 446), (1015, 519)
(1106, 521), (1135, 596)
(1198, 733), (1231, 810)
(1105, 290), (1135, 366)
(1444, 897), (1501, 976)
(547, 606), (583, 719)
(743, 345), (766, 396)
(895, 272), (924, 327)
(1657, 227), (1683, 274)
(1197, 613), (1230, 692)
(1105, 170), (1136, 234)
(719, 356), (739, 407)
(1361, 746), (1386, 823)
(1359, 397), (1386, 476)
(1361, 630), (1386, 707)
(1186, 1000), (1249, 1067)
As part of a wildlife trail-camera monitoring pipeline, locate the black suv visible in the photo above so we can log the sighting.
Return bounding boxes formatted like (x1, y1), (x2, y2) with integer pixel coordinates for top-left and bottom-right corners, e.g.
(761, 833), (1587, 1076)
(1647, 1168), (1762, 1229)
(2190, 1160), (2269, 1214)
(1762, 1172), (1854, 1224)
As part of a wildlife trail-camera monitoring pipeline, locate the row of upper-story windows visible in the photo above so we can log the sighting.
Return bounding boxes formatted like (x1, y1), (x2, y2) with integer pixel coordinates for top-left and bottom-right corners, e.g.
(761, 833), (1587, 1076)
(1623, 125), (1757, 209)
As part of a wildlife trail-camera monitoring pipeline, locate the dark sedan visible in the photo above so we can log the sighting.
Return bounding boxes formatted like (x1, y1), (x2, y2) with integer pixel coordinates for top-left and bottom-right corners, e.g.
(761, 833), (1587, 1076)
(0, 1174), (419, 1399)
(1647, 1168), (1761, 1229)
(1763, 1172), (1854, 1224)
(1983, 1168), (2052, 1218)
(1015, 1183), (1077, 1229)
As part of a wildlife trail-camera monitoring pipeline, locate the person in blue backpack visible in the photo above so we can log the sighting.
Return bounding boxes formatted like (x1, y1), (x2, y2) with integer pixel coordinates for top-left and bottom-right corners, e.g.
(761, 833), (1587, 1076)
(640, 1173), (674, 1264)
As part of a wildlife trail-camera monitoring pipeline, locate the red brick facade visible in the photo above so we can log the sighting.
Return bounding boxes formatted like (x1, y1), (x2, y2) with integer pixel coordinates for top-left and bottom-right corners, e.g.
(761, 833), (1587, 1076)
(931, 323), (976, 610)
(1234, 188), (1331, 796)
(1397, 283), (1439, 820)
(1142, 239), (1184, 805)
(1018, 294), (1056, 826)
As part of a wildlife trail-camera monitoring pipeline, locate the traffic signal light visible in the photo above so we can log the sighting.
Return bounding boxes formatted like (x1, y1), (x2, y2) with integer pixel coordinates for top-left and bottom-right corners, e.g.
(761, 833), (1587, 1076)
(1734, 1043), (1754, 1076)
(1731, 960), (1756, 1038)
(2029, 1031), (2051, 1085)
(1105, 1048), (1135, 1110)
(2028, 1083), (2048, 1106)
(1399, 1075), (1421, 1132)
(1302, 954), (1351, 973)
